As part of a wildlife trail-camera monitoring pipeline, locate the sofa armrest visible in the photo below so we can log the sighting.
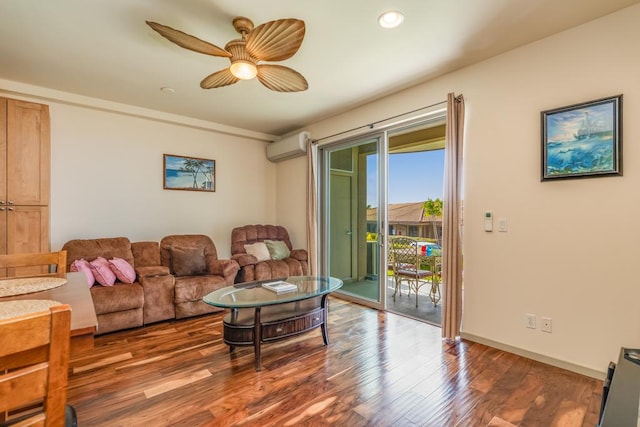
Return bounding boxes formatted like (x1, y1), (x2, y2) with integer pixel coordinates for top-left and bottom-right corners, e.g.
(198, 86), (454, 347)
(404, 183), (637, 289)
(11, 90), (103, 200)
(289, 249), (308, 261)
(231, 253), (257, 267)
(136, 265), (171, 279)
(209, 259), (240, 285)
(136, 266), (175, 324)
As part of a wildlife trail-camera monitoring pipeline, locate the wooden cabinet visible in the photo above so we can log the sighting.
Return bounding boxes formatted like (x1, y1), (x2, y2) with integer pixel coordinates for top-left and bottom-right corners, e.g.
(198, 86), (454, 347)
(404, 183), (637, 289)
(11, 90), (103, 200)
(5, 205), (49, 254)
(0, 97), (50, 274)
(2, 98), (50, 205)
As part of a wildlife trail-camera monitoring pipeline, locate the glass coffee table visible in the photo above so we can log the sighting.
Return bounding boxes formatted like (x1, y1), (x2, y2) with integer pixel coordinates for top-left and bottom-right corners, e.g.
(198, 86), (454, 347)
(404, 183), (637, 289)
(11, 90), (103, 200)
(203, 276), (342, 371)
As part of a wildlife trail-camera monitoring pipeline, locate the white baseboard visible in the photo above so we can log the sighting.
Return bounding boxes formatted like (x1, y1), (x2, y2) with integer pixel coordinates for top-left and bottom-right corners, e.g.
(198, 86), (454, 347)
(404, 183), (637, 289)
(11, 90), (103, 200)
(460, 332), (606, 380)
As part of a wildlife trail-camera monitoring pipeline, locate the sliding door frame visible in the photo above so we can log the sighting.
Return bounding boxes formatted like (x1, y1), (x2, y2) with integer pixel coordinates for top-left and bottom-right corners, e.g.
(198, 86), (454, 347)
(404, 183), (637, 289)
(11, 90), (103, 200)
(318, 133), (386, 310)
(316, 110), (447, 312)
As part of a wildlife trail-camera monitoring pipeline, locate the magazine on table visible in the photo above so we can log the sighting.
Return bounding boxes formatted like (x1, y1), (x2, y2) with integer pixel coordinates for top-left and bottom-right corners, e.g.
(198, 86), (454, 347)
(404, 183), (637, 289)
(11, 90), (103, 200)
(262, 280), (298, 293)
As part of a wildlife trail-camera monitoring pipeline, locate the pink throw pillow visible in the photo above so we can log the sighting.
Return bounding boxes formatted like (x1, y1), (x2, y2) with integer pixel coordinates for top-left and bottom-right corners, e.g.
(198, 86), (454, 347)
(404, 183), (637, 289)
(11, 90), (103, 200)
(108, 257), (136, 284)
(70, 258), (95, 287)
(89, 257), (116, 286)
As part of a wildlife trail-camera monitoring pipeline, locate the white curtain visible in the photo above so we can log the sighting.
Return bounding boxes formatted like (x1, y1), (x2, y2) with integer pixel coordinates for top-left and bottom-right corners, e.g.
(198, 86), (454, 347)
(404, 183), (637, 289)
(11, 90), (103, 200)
(442, 93), (465, 340)
(306, 139), (318, 274)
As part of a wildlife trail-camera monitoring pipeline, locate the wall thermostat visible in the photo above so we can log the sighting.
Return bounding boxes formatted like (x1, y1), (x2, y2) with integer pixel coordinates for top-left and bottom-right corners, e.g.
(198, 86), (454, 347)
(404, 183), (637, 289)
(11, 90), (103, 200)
(484, 211), (493, 232)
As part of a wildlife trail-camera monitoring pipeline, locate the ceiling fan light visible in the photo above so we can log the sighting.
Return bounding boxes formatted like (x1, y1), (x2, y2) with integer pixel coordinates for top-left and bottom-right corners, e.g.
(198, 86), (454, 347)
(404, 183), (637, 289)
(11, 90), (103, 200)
(230, 61), (258, 80)
(378, 10), (404, 28)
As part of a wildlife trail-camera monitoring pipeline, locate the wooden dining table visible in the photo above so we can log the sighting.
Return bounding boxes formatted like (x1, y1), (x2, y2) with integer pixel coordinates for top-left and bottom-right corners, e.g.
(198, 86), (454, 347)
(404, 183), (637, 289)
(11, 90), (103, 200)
(0, 271), (98, 354)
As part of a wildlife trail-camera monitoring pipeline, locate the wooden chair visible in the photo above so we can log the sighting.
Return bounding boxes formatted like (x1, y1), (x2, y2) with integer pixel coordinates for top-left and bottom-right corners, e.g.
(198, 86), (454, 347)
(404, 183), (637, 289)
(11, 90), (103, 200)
(0, 251), (67, 279)
(0, 304), (76, 426)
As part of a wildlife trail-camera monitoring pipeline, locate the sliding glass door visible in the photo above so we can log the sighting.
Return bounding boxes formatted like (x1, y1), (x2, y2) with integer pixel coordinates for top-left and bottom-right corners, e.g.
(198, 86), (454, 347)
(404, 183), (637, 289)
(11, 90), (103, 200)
(321, 135), (386, 307)
(318, 112), (447, 319)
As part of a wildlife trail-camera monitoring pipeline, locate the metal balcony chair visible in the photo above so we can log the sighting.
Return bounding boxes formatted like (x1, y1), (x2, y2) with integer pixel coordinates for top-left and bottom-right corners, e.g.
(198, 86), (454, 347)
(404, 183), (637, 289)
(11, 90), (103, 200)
(390, 237), (435, 307)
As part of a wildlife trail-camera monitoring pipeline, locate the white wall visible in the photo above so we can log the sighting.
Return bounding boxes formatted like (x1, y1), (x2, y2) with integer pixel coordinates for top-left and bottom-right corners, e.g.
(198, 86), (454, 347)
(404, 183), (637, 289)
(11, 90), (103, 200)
(278, 4), (640, 374)
(44, 102), (275, 258)
(275, 154), (308, 250)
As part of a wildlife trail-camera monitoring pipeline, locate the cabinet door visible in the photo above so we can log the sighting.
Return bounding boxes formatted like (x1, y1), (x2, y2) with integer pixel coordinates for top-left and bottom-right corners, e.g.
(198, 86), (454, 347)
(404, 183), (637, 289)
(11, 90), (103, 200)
(6, 205), (49, 255)
(6, 99), (50, 206)
(0, 210), (4, 276)
(4, 205), (49, 277)
(0, 98), (6, 206)
(0, 210), (5, 254)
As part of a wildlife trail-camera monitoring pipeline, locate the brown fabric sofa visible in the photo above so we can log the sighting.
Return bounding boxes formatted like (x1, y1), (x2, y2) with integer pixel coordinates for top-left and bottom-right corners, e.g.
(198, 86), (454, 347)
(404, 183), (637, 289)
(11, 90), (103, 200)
(230, 224), (308, 283)
(160, 234), (239, 319)
(62, 235), (239, 334)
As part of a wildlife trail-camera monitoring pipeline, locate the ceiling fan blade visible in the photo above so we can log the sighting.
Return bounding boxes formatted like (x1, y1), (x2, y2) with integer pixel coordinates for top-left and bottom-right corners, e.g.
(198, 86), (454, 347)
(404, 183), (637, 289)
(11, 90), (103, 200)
(246, 19), (305, 62)
(200, 68), (239, 89)
(256, 64), (308, 92)
(146, 21), (231, 58)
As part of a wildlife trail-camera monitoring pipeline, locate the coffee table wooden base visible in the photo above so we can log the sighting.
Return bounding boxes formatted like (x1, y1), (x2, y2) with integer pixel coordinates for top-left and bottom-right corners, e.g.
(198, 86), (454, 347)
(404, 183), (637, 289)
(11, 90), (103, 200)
(223, 294), (330, 371)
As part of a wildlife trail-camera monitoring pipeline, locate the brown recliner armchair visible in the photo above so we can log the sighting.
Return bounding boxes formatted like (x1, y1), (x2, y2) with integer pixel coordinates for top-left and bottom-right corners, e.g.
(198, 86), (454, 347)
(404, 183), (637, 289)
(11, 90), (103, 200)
(230, 224), (308, 283)
(160, 234), (239, 318)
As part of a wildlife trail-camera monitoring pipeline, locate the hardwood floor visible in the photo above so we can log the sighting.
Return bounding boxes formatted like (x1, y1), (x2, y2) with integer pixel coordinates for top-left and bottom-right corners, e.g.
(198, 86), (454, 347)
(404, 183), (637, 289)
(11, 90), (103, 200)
(340, 279), (442, 326)
(67, 299), (603, 426)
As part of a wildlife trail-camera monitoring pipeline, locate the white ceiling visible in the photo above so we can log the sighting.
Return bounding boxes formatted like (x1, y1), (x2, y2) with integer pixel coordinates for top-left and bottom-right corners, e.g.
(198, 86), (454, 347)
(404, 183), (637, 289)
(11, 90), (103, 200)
(1, 0), (638, 137)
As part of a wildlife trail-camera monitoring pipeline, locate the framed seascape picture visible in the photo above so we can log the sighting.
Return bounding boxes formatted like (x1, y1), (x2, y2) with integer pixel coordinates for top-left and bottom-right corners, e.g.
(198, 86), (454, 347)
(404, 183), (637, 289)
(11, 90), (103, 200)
(541, 95), (622, 181)
(163, 154), (215, 192)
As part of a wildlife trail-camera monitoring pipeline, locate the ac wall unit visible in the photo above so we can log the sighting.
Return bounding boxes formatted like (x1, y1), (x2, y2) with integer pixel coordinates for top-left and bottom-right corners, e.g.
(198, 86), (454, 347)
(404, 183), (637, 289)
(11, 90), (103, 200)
(266, 131), (311, 162)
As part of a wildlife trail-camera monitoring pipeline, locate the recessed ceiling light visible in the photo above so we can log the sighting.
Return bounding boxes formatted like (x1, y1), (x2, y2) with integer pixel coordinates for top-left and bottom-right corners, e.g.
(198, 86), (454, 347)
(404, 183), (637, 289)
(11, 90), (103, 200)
(378, 10), (404, 29)
(160, 86), (175, 94)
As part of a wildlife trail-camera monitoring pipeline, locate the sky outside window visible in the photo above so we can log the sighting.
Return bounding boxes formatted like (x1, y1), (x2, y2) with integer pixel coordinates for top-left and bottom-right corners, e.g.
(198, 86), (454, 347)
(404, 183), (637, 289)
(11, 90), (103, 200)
(367, 150), (444, 207)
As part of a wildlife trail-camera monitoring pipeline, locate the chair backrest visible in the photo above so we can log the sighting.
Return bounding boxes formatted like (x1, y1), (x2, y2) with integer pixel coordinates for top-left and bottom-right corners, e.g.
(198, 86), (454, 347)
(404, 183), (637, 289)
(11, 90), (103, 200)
(230, 225), (293, 256)
(0, 304), (72, 426)
(389, 237), (420, 272)
(0, 251), (67, 279)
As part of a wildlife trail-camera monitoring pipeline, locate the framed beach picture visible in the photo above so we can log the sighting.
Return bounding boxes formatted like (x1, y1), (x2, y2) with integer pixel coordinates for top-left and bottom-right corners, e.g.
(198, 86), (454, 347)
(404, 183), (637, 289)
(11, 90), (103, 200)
(541, 95), (622, 181)
(163, 154), (215, 192)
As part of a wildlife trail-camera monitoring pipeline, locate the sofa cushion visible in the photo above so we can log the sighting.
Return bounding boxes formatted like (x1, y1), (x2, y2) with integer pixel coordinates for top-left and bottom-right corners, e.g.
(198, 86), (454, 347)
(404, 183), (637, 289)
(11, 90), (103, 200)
(170, 246), (206, 276)
(90, 257), (117, 286)
(90, 282), (144, 315)
(265, 240), (291, 260)
(254, 259), (291, 281)
(109, 257), (136, 284)
(174, 275), (226, 303)
(244, 242), (270, 262)
(160, 235), (218, 271)
(71, 259), (95, 287)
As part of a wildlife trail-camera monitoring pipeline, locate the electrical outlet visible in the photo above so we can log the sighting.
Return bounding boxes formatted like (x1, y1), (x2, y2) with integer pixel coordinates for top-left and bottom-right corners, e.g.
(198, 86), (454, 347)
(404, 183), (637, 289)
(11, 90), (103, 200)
(541, 317), (552, 333)
(526, 313), (536, 329)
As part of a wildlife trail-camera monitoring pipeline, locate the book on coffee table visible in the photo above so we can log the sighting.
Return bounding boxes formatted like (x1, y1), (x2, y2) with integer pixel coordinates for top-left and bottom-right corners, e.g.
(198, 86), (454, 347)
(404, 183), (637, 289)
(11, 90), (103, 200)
(262, 281), (298, 293)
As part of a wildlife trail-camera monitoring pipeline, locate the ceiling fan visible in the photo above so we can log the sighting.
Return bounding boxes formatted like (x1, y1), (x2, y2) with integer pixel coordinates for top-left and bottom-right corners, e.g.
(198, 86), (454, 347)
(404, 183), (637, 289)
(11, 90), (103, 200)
(146, 16), (308, 92)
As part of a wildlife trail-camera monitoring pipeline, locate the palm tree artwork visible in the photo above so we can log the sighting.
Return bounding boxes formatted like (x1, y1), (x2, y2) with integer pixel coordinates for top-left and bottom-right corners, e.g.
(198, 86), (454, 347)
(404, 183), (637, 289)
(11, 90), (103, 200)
(163, 154), (215, 192)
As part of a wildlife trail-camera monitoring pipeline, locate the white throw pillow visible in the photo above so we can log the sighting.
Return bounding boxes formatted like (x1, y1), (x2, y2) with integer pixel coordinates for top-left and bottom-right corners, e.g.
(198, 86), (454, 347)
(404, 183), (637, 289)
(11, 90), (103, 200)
(244, 242), (271, 262)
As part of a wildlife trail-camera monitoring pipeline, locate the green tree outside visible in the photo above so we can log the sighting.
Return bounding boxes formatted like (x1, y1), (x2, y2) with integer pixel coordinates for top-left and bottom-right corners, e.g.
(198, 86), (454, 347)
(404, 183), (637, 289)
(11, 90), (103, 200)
(423, 198), (443, 243)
